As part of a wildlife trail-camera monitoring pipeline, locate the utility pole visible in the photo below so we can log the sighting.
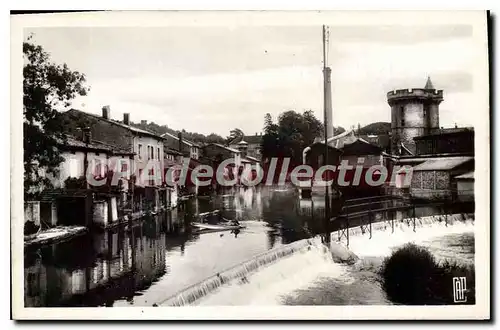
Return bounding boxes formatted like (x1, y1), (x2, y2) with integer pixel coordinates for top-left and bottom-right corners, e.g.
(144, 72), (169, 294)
(323, 25), (331, 245)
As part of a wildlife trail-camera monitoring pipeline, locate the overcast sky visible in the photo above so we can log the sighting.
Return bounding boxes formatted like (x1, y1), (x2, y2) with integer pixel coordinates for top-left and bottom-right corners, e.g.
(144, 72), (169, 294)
(27, 23), (479, 136)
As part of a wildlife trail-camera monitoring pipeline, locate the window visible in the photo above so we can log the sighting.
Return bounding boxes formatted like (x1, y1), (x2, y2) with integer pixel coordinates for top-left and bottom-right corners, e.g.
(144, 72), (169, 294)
(121, 160), (128, 173)
(69, 158), (79, 177)
(147, 145), (154, 160)
(94, 159), (105, 178)
(401, 118), (405, 127)
(138, 144), (143, 159)
(157, 147), (160, 160)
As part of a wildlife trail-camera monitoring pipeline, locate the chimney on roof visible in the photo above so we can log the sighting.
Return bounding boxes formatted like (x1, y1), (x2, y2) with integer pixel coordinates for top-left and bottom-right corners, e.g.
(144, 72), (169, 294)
(83, 127), (91, 144)
(178, 132), (183, 154)
(123, 113), (130, 125)
(102, 106), (110, 119)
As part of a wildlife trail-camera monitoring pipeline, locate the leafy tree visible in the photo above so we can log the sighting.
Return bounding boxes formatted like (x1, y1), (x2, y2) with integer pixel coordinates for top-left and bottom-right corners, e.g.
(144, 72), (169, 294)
(261, 113), (280, 161)
(23, 38), (89, 197)
(226, 128), (245, 143)
(205, 133), (226, 144)
(261, 110), (323, 165)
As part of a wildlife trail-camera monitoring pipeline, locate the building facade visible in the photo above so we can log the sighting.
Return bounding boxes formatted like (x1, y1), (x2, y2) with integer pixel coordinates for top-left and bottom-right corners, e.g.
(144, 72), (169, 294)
(228, 134), (263, 160)
(49, 134), (134, 190)
(62, 107), (165, 187)
(410, 156), (474, 200)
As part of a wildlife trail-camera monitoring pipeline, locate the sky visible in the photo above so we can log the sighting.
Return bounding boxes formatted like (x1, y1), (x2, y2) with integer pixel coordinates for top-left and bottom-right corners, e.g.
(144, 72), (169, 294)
(26, 23), (481, 137)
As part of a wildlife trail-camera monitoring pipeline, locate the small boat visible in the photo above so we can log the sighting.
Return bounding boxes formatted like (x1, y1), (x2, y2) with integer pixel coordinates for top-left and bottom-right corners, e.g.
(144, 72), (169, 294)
(198, 210), (220, 219)
(191, 222), (244, 233)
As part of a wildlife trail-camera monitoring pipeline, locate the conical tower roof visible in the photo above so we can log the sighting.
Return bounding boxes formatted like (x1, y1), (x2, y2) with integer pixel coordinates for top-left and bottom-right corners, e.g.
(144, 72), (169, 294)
(424, 76), (435, 90)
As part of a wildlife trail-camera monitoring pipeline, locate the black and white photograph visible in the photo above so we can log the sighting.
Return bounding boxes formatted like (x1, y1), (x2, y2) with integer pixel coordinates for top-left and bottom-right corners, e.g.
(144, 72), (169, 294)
(10, 10), (490, 320)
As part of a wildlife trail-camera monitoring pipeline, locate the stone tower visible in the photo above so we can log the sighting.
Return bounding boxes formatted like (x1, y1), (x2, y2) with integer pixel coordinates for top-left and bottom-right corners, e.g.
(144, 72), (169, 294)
(387, 77), (443, 155)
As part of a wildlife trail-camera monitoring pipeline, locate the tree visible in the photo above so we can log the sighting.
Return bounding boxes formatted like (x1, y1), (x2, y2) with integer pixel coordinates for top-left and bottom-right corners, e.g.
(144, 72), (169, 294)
(261, 113), (280, 162)
(23, 38), (89, 197)
(229, 128), (244, 140)
(261, 110), (323, 165)
(205, 133), (226, 144)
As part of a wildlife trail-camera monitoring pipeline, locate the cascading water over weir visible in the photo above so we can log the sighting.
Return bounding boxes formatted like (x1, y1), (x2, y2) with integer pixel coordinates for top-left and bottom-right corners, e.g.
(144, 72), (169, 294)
(155, 212), (474, 307)
(157, 238), (325, 306)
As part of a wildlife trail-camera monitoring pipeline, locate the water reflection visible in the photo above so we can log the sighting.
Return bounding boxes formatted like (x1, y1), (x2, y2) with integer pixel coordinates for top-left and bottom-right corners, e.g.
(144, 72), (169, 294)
(24, 217), (172, 307)
(24, 186), (330, 307)
(24, 186), (470, 307)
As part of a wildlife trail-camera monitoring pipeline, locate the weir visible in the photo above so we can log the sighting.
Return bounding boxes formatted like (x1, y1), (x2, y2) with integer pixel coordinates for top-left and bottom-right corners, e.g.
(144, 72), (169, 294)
(157, 238), (318, 306)
(157, 213), (474, 307)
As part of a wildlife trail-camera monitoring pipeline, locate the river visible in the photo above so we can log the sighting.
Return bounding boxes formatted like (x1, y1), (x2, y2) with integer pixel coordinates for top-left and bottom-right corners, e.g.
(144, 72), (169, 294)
(23, 186), (474, 307)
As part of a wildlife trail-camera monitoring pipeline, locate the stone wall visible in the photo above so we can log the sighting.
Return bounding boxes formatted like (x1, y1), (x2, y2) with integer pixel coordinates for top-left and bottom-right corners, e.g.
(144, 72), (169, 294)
(411, 171), (451, 190)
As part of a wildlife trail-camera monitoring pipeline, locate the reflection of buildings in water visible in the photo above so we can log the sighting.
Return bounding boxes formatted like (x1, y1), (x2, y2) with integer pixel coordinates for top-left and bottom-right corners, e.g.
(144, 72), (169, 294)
(242, 188), (253, 209)
(193, 197), (200, 216)
(71, 269), (86, 295)
(24, 218), (167, 307)
(24, 257), (46, 307)
(165, 208), (183, 233)
(298, 199), (313, 217)
(298, 197), (327, 218)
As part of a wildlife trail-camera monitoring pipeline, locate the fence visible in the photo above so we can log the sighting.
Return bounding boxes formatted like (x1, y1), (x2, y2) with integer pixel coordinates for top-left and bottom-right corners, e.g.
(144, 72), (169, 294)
(331, 192), (475, 248)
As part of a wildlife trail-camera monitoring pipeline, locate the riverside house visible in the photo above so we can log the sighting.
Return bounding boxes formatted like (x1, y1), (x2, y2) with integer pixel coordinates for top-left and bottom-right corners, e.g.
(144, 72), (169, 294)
(36, 132), (134, 228)
(63, 106), (166, 187)
(61, 106), (172, 216)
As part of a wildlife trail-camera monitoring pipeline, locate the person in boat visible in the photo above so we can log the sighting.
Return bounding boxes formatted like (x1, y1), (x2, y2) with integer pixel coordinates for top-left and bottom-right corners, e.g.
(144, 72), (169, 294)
(228, 219), (240, 226)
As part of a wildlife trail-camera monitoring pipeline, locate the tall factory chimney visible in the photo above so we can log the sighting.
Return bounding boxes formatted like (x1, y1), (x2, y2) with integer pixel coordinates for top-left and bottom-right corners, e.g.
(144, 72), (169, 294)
(324, 67), (334, 139)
